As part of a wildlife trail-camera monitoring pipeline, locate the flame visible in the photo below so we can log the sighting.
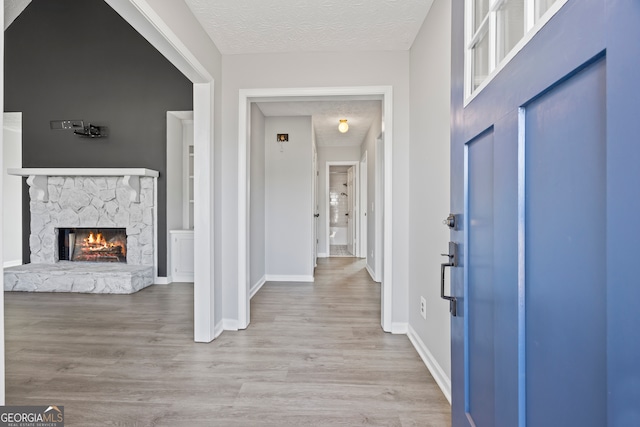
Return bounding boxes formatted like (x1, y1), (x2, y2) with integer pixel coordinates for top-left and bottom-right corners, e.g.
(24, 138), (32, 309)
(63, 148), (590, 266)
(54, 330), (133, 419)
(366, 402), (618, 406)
(85, 231), (114, 250)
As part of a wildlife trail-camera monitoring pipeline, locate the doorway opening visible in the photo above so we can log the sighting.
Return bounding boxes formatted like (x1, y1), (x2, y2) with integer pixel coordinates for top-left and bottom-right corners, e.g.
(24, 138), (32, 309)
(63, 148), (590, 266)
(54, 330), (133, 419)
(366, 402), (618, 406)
(238, 86), (393, 332)
(327, 162), (360, 258)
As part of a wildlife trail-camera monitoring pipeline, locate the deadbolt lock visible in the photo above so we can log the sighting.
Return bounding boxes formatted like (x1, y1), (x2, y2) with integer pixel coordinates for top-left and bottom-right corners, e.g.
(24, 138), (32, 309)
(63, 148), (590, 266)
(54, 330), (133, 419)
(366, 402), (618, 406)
(443, 213), (456, 229)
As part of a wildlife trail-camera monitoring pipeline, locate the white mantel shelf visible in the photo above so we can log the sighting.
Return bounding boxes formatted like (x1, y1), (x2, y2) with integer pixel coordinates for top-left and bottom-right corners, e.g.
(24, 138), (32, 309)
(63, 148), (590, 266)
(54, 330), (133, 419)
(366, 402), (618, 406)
(7, 168), (159, 203)
(7, 168), (159, 177)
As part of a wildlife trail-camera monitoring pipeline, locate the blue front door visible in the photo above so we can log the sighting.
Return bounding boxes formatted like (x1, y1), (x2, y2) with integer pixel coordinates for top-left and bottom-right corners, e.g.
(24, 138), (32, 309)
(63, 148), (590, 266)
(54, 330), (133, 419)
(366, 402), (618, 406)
(450, 1), (640, 426)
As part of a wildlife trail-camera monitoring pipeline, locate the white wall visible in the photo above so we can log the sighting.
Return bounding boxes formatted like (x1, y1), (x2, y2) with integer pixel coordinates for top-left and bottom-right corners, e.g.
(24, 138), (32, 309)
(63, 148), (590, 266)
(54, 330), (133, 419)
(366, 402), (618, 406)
(221, 51), (410, 326)
(3, 113), (22, 267)
(317, 146), (361, 255)
(265, 116), (313, 280)
(1, 1), (6, 403)
(407, 0), (452, 401)
(250, 104), (266, 289)
(360, 114), (383, 279)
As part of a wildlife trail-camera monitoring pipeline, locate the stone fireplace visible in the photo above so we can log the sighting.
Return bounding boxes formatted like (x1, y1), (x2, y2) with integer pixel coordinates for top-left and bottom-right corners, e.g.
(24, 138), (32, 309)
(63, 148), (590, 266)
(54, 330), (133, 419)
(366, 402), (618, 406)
(4, 168), (159, 294)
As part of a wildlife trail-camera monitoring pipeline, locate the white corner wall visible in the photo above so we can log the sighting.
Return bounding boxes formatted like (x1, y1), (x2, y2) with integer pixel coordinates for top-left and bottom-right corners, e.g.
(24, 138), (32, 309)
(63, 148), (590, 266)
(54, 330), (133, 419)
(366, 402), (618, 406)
(250, 104), (266, 291)
(265, 116), (314, 280)
(0, 1), (6, 404)
(407, 0), (453, 402)
(3, 113), (22, 267)
(317, 146), (362, 255)
(221, 51), (410, 326)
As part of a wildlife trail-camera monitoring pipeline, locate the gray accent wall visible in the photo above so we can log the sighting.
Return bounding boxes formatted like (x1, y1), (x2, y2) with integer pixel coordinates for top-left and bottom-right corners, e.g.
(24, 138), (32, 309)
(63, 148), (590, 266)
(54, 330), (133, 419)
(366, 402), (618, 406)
(4, 0), (193, 276)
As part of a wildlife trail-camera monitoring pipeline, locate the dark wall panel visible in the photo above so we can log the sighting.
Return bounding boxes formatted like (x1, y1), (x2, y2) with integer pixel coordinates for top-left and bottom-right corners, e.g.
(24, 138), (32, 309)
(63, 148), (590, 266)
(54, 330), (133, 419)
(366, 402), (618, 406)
(5, 0), (193, 276)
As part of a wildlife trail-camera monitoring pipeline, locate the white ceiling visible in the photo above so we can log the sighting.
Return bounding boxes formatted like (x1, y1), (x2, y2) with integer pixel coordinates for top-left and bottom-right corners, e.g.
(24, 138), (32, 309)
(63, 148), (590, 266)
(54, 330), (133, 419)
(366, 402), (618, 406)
(255, 100), (381, 147)
(183, 1), (413, 148)
(183, 0), (433, 55)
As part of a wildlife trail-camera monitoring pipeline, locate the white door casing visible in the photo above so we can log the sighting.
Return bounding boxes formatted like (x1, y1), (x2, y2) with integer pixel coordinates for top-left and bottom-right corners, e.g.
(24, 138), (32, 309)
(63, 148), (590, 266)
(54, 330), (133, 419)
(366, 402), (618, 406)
(326, 161), (359, 256)
(238, 86), (394, 332)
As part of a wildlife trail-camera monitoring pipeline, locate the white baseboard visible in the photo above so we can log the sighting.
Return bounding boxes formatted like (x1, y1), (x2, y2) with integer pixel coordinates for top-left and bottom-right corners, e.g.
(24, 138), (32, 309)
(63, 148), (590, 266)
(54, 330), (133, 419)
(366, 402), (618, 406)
(366, 263), (380, 282)
(172, 274), (194, 283)
(223, 318), (239, 331)
(250, 275), (266, 299)
(214, 319), (225, 339)
(3, 260), (22, 268)
(407, 324), (452, 404)
(317, 253), (328, 258)
(264, 274), (314, 283)
(391, 322), (408, 334)
(154, 276), (172, 285)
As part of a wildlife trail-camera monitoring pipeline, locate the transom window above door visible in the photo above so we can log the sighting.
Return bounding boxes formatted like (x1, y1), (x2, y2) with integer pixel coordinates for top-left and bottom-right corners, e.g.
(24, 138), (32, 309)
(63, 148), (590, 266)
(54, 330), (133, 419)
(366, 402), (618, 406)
(465, 0), (568, 102)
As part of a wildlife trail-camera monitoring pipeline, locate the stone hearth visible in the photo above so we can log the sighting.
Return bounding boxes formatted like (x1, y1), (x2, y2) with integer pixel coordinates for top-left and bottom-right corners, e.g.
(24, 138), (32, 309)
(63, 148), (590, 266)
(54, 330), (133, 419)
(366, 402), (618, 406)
(4, 168), (159, 294)
(4, 262), (153, 294)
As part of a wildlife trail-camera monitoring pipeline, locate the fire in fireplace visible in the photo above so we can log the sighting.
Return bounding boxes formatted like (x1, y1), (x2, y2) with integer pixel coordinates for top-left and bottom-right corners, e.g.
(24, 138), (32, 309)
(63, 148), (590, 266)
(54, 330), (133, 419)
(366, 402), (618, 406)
(58, 228), (127, 263)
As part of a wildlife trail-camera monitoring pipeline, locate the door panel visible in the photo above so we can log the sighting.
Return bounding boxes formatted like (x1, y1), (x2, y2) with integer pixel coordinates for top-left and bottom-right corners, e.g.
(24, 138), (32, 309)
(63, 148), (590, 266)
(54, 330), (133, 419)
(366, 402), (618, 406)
(465, 116), (519, 427)
(525, 59), (606, 427)
(466, 130), (495, 427)
(451, 1), (640, 426)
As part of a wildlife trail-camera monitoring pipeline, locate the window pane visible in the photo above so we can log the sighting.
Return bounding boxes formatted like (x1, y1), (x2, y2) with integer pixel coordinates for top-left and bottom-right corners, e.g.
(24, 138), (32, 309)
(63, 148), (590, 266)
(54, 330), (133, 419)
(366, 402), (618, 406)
(474, 0), (491, 32)
(472, 33), (490, 91)
(496, 0), (525, 63)
(535, 0), (557, 22)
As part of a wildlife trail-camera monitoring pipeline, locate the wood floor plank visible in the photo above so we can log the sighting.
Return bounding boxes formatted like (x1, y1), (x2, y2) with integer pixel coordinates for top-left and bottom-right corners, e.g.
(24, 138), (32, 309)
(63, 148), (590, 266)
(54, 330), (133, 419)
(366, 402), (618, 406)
(5, 257), (450, 426)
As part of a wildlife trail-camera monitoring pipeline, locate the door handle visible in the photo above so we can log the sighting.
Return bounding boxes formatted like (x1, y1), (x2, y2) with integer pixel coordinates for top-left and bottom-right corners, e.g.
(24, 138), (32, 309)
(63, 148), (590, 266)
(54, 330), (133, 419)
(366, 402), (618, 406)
(440, 241), (458, 316)
(314, 213), (320, 218)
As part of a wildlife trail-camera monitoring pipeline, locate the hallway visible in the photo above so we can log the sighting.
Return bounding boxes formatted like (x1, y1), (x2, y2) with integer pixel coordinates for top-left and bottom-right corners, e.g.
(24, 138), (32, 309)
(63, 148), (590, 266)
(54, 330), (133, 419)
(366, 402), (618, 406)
(5, 257), (450, 426)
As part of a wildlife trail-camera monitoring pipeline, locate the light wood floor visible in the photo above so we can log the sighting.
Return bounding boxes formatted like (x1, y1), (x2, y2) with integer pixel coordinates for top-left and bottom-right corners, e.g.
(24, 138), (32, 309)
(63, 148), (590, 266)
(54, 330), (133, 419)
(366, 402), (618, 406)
(5, 257), (451, 426)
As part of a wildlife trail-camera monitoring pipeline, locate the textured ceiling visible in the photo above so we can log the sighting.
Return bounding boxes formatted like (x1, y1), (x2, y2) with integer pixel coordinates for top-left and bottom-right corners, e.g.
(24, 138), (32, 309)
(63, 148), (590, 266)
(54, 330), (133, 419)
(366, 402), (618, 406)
(4, 0), (31, 29)
(255, 100), (381, 147)
(183, 0), (433, 54)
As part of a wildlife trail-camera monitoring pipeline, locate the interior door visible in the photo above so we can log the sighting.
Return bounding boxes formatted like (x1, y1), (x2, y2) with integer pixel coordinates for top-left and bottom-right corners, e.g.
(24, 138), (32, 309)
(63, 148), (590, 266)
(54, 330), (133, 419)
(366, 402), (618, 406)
(313, 144), (318, 267)
(346, 166), (355, 255)
(450, 1), (640, 427)
(360, 153), (368, 259)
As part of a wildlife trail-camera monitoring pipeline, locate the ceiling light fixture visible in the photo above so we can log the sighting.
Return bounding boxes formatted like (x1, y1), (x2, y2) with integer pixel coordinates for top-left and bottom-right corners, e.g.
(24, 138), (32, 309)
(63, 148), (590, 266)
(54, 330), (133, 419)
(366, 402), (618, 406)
(338, 119), (349, 133)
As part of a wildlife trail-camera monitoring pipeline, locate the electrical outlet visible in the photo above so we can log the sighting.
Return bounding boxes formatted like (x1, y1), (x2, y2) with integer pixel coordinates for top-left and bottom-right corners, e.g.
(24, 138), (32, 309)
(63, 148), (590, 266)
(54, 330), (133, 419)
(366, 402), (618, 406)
(370, 250), (374, 259)
(420, 296), (427, 320)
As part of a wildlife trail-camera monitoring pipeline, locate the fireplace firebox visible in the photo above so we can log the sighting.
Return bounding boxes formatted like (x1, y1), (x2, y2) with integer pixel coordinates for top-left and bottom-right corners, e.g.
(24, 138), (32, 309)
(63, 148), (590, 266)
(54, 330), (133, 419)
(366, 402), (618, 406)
(58, 228), (127, 263)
